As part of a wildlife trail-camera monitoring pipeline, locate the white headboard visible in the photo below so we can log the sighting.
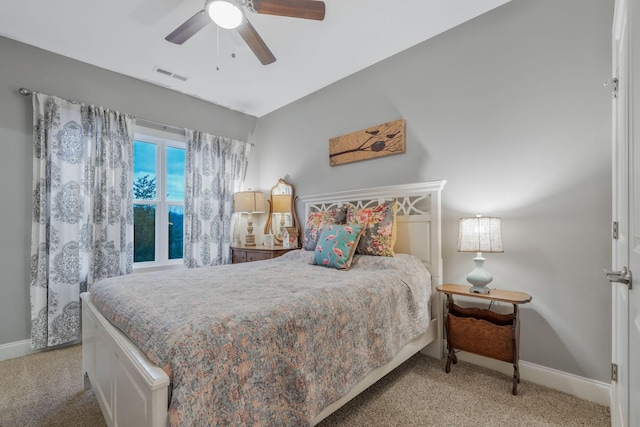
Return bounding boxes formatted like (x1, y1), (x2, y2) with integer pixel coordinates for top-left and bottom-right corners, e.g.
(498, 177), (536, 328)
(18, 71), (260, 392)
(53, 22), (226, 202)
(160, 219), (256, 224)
(297, 180), (446, 288)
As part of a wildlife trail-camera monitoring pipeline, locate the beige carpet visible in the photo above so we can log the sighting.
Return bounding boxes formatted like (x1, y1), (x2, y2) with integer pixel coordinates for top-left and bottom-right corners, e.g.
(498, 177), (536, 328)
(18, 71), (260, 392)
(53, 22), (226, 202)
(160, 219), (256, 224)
(0, 345), (609, 426)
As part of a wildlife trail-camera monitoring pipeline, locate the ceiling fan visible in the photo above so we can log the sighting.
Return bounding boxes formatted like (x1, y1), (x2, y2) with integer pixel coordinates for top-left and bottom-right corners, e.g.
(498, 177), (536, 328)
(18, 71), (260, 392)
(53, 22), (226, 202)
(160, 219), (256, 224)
(165, 0), (326, 65)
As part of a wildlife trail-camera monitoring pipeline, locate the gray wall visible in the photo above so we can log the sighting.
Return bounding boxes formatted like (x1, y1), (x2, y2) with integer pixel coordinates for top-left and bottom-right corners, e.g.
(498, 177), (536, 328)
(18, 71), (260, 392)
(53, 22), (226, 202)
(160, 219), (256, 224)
(0, 36), (257, 345)
(0, 0), (614, 384)
(253, 0), (613, 382)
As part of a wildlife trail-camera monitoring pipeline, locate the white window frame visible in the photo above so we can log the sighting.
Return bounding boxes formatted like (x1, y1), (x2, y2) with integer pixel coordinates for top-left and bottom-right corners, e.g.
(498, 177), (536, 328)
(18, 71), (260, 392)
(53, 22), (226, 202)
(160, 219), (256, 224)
(133, 126), (186, 272)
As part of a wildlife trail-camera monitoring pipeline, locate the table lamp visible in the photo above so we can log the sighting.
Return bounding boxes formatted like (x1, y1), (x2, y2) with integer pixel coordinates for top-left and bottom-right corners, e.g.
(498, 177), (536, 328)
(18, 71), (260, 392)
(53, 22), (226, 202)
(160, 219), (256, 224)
(271, 194), (290, 236)
(233, 191), (265, 246)
(457, 214), (503, 294)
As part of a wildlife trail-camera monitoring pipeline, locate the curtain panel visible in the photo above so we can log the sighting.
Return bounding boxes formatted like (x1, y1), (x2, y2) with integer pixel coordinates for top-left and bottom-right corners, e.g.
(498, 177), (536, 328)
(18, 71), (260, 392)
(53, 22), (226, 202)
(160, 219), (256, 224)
(184, 129), (252, 267)
(30, 92), (135, 350)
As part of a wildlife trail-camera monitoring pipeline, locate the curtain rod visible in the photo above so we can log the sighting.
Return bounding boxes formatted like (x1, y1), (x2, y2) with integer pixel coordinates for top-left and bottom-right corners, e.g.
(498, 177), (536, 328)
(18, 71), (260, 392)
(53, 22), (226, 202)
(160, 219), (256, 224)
(18, 88), (253, 147)
(18, 87), (185, 136)
(135, 118), (185, 136)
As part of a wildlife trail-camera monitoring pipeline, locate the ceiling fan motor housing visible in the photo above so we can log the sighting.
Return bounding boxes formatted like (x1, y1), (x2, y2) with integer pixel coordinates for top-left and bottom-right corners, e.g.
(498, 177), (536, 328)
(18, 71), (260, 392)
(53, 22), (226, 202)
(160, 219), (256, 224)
(167, 0), (326, 65)
(206, 0), (245, 29)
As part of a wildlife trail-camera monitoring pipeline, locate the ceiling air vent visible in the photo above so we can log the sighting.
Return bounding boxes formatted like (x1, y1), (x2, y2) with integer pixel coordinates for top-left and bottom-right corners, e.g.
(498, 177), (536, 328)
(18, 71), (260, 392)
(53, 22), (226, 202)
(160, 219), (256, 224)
(153, 66), (188, 82)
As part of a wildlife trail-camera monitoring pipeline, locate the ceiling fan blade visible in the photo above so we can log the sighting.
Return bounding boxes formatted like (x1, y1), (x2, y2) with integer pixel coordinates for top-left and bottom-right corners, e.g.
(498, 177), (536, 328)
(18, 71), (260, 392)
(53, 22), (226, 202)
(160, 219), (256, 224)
(237, 20), (276, 65)
(251, 0), (325, 21)
(165, 10), (211, 45)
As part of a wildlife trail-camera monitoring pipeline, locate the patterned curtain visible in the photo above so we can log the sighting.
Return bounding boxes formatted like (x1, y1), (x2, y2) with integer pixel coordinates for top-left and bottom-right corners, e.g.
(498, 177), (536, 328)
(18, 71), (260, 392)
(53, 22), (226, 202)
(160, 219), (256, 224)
(184, 129), (252, 267)
(30, 92), (135, 350)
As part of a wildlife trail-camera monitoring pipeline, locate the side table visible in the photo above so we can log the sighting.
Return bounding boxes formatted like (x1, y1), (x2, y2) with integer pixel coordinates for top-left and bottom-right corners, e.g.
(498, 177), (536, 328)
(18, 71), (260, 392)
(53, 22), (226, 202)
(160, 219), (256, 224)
(436, 283), (532, 395)
(231, 246), (296, 264)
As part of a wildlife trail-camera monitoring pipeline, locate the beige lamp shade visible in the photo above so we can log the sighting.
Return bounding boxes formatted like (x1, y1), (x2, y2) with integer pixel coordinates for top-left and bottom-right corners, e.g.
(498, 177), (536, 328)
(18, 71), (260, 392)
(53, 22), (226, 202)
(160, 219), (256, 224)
(458, 216), (503, 253)
(233, 191), (266, 214)
(271, 194), (291, 213)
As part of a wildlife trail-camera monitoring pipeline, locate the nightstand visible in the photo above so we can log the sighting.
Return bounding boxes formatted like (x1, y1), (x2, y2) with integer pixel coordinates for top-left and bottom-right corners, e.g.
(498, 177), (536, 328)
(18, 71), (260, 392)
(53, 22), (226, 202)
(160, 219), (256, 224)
(436, 283), (532, 395)
(231, 246), (296, 264)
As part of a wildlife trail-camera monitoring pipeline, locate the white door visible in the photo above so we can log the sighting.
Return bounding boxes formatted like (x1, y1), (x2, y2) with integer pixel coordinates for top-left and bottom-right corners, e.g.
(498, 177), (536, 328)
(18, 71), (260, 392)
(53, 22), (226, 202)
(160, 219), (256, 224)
(628, 0), (640, 423)
(610, 0), (639, 425)
(610, 2), (629, 421)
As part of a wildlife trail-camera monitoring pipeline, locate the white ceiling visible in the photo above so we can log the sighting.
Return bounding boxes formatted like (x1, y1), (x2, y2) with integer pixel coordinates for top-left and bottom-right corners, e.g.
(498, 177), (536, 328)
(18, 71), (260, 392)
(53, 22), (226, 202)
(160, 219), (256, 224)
(0, 0), (510, 117)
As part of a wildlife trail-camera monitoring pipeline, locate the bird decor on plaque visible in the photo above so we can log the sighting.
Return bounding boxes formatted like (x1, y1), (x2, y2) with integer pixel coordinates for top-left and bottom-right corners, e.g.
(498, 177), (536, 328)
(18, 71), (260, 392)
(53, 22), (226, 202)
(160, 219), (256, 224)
(329, 119), (406, 166)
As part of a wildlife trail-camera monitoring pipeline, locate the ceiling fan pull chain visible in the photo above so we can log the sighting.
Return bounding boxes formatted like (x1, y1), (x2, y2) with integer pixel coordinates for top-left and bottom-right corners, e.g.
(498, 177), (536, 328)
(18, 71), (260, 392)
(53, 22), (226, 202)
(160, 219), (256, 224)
(216, 25), (220, 71)
(232, 30), (237, 59)
(246, 0), (256, 13)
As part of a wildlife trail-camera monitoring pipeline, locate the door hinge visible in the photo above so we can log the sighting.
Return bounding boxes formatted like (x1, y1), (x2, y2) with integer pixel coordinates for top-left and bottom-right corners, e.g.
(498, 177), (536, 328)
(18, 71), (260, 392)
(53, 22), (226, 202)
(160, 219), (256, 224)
(613, 221), (619, 240)
(605, 77), (619, 98)
(612, 363), (618, 382)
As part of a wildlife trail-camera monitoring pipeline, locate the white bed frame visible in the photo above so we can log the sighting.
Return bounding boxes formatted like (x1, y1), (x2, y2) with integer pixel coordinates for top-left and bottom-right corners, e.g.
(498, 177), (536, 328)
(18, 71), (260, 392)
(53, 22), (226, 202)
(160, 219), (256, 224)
(81, 180), (446, 427)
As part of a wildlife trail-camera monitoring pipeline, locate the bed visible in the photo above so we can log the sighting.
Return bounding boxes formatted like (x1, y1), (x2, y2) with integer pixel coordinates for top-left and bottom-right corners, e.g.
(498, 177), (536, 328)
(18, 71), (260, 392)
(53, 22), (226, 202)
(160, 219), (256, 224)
(81, 180), (446, 426)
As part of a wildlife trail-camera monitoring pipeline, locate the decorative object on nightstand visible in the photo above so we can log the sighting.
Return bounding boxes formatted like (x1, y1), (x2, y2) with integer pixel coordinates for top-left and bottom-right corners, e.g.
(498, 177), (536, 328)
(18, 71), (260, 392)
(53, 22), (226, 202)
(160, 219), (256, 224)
(233, 190), (265, 247)
(282, 227), (299, 249)
(457, 214), (503, 294)
(436, 284), (532, 395)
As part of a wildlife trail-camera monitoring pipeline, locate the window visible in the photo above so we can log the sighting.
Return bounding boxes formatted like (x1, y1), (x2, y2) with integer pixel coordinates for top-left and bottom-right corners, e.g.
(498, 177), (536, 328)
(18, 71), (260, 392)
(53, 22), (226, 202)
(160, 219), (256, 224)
(133, 127), (186, 268)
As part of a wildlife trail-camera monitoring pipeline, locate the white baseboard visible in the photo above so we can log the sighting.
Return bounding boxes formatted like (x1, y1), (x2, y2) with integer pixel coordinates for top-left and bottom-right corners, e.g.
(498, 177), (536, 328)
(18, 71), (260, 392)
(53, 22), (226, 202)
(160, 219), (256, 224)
(456, 351), (610, 407)
(0, 339), (34, 362)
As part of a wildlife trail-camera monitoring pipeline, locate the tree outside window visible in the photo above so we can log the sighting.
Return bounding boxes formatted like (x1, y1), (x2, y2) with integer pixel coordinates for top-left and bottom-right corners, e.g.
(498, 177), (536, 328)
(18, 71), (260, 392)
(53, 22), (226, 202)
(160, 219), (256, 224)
(133, 135), (185, 266)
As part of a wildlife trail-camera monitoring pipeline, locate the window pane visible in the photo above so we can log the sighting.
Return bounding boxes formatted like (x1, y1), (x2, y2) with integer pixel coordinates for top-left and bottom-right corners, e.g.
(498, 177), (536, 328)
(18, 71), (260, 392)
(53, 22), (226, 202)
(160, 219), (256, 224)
(134, 141), (157, 200)
(166, 147), (185, 202)
(168, 206), (184, 260)
(134, 204), (156, 262)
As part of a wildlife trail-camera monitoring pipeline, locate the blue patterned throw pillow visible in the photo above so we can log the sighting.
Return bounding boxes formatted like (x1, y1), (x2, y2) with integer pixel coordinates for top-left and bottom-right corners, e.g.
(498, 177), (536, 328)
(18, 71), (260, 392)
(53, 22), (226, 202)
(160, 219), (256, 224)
(312, 224), (364, 270)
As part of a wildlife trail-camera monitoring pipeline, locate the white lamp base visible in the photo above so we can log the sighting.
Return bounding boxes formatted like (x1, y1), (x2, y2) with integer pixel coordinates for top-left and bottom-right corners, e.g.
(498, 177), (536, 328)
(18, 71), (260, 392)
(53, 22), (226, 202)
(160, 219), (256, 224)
(245, 234), (256, 246)
(466, 254), (493, 294)
(245, 213), (256, 247)
(469, 284), (491, 294)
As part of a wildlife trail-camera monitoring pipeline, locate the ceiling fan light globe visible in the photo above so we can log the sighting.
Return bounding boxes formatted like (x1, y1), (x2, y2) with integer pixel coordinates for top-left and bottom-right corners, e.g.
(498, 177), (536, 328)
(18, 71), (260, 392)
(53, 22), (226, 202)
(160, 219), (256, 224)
(207, 0), (244, 29)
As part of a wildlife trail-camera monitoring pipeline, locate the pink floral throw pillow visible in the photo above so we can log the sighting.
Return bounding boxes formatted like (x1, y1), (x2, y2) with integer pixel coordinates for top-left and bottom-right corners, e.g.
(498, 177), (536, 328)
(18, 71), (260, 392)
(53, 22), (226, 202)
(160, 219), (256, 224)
(347, 200), (397, 256)
(312, 224), (364, 270)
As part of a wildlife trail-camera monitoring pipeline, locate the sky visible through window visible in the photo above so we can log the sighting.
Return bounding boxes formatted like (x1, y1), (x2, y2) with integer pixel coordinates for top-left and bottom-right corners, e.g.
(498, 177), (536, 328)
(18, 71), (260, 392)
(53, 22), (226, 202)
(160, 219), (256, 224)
(133, 139), (186, 263)
(166, 146), (185, 201)
(133, 140), (185, 199)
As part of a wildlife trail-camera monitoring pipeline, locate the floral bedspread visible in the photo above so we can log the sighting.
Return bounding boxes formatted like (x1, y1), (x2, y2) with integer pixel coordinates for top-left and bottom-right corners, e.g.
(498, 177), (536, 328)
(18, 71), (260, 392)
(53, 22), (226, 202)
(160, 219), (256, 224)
(90, 250), (432, 426)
